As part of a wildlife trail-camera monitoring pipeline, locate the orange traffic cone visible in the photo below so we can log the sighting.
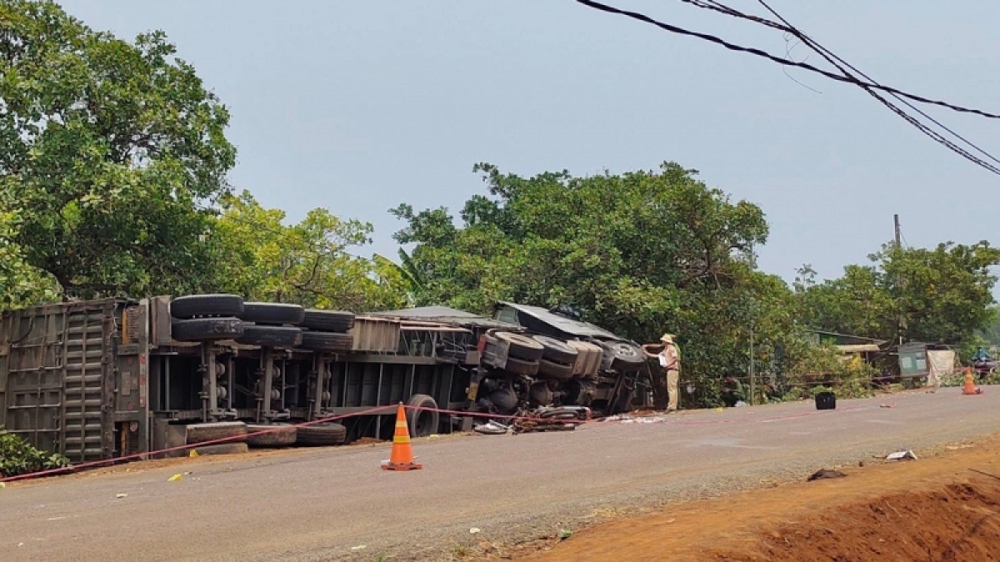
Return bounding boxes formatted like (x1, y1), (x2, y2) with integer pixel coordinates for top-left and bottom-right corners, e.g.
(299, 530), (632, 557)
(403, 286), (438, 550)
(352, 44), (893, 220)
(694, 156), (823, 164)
(382, 403), (422, 471)
(963, 368), (982, 395)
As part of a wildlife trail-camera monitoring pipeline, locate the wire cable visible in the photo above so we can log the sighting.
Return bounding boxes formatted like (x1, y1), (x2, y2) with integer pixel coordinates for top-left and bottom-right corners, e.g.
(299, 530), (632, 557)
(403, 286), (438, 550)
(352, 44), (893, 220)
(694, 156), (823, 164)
(574, 0), (1000, 120)
(574, 0), (1000, 175)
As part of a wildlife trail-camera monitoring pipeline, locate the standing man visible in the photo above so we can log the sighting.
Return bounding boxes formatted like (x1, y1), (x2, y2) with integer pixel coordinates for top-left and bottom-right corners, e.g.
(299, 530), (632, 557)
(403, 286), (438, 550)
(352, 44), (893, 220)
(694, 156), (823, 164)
(645, 334), (680, 412)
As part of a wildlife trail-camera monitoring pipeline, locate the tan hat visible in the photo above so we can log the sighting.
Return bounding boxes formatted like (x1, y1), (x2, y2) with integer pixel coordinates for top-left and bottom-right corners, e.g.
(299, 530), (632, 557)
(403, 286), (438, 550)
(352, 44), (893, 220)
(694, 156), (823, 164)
(660, 334), (675, 344)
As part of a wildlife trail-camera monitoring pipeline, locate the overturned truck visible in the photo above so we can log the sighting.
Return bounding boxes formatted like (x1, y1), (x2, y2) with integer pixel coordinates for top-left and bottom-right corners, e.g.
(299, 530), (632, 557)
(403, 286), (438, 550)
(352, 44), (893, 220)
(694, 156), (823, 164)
(0, 296), (649, 463)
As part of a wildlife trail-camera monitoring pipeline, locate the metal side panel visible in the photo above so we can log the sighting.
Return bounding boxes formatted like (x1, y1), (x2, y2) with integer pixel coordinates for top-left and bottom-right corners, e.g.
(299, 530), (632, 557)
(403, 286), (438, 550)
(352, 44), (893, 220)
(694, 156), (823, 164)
(1, 300), (119, 462)
(61, 303), (116, 462)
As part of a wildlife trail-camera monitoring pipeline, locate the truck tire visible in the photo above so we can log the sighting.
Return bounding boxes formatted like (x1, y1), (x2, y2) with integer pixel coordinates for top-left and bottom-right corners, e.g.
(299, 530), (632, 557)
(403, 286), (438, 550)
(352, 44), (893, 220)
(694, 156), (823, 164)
(537, 358), (575, 382)
(239, 302), (305, 326)
(532, 335), (578, 365)
(191, 442), (249, 456)
(603, 341), (645, 372)
(504, 356), (539, 376)
(301, 310), (355, 333)
(406, 394), (439, 438)
(300, 331), (354, 352)
(245, 423), (297, 448)
(185, 421), (247, 445)
(171, 317), (244, 341)
(495, 332), (544, 362)
(296, 422), (348, 446)
(236, 326), (303, 348)
(170, 294), (244, 319)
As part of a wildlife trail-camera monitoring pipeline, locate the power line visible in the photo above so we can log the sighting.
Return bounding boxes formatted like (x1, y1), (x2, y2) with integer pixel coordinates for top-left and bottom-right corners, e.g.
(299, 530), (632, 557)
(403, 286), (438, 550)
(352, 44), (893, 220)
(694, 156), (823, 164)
(749, 0), (1000, 170)
(573, 0), (1000, 175)
(574, 0), (1000, 119)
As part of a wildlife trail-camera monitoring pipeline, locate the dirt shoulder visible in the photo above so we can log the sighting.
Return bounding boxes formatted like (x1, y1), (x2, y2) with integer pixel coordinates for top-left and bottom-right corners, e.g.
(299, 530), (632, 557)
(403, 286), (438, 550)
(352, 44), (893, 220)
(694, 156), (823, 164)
(513, 435), (1000, 561)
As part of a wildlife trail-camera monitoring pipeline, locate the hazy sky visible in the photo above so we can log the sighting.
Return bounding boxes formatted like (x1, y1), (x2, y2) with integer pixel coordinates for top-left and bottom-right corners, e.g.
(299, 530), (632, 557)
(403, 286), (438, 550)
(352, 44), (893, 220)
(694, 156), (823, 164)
(59, 0), (1000, 286)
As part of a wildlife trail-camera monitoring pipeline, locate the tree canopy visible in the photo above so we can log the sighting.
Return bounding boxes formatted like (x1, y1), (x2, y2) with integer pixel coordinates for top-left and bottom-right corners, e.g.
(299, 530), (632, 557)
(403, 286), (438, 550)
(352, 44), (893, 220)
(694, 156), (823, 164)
(207, 191), (409, 312)
(1, 0), (235, 298)
(796, 242), (1000, 345)
(392, 162), (792, 398)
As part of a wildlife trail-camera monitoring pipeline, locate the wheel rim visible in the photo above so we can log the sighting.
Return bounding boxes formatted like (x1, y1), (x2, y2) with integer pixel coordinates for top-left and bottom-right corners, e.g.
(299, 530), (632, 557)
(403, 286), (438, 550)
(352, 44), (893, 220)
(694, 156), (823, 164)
(413, 408), (434, 437)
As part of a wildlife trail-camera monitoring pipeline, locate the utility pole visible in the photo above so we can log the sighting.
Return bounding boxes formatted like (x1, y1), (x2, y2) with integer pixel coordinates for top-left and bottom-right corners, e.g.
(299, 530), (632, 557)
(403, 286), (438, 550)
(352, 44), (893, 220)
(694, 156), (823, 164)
(894, 214), (904, 345)
(748, 241), (756, 405)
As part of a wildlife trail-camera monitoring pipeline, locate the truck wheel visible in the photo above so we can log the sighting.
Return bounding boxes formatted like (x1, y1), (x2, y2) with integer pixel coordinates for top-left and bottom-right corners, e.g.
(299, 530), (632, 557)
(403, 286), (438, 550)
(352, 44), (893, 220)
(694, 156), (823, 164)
(504, 356), (539, 376)
(296, 422), (348, 446)
(495, 332), (544, 361)
(300, 331), (354, 352)
(171, 317), (244, 341)
(406, 394), (439, 438)
(603, 341), (645, 372)
(185, 421), (248, 445)
(236, 326), (303, 348)
(239, 302), (305, 326)
(170, 294), (244, 319)
(301, 310), (355, 333)
(191, 443), (249, 456)
(245, 423), (297, 448)
(532, 335), (578, 364)
(537, 358), (575, 382)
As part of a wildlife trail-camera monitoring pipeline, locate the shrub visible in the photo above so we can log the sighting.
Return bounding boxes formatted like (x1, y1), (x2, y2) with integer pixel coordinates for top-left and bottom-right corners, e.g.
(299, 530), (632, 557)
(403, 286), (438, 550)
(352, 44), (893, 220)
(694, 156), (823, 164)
(0, 427), (70, 478)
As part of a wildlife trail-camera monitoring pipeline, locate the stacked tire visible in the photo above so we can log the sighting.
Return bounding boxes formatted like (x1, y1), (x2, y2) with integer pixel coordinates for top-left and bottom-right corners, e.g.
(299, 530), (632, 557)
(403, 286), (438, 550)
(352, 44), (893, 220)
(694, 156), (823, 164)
(483, 332), (544, 375)
(296, 309), (356, 353)
(170, 294), (246, 342)
(234, 302), (306, 348)
(532, 336), (579, 382)
(184, 421), (250, 456)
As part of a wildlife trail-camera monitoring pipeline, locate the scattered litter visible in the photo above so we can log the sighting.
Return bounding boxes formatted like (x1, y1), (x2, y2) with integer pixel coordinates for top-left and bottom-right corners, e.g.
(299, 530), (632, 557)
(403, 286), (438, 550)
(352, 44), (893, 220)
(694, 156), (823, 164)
(665, 518), (676, 524)
(428, 434), (441, 439)
(715, 407), (724, 412)
(470, 527), (482, 535)
(189, 449), (199, 458)
(886, 450), (918, 461)
(601, 415), (668, 424)
(0, 482), (6, 489)
(807, 469), (847, 482)
(734, 401), (748, 408)
(168, 474), (183, 482)
(115, 493), (128, 499)
(350, 545), (366, 551)
(18, 542), (23, 547)
(474, 421), (508, 435)
(558, 529), (573, 540)
(879, 403), (897, 409)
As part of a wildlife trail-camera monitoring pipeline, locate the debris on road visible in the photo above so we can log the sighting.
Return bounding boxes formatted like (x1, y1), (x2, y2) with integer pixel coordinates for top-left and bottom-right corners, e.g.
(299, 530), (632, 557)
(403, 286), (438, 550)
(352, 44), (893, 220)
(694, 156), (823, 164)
(350, 545), (366, 551)
(880, 403), (897, 408)
(512, 406), (588, 434)
(168, 474), (183, 482)
(474, 421), (509, 435)
(807, 469), (847, 482)
(470, 527), (482, 535)
(886, 450), (918, 461)
(115, 493), (128, 499)
(559, 529), (573, 540)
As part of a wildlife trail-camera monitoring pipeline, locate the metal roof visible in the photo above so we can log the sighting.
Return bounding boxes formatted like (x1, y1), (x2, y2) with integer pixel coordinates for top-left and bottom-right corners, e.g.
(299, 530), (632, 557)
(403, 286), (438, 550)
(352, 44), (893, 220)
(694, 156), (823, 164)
(496, 302), (619, 339)
(372, 305), (518, 329)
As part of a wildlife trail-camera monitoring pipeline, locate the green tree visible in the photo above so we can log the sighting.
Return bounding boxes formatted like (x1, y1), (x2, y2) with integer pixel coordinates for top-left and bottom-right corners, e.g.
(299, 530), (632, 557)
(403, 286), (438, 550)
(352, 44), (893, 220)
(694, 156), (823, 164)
(796, 241), (1000, 346)
(209, 191), (408, 312)
(1, 0), (235, 298)
(393, 162), (792, 403)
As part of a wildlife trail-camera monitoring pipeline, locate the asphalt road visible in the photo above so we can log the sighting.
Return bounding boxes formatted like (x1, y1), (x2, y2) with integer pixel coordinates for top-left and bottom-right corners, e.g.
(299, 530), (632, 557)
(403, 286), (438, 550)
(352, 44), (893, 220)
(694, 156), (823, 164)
(3, 387), (1000, 562)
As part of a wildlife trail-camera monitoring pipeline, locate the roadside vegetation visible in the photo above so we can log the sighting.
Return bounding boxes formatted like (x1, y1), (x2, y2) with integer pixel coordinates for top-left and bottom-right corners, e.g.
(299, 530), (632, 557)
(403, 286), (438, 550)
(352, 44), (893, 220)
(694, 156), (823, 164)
(0, 427), (69, 477)
(2, 1), (999, 410)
